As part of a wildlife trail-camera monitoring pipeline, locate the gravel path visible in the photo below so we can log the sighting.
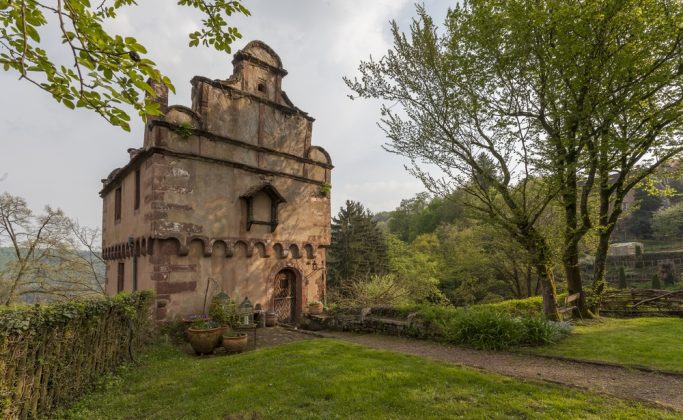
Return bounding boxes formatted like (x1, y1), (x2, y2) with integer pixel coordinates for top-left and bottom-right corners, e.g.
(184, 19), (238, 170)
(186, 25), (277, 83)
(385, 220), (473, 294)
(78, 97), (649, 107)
(316, 330), (683, 412)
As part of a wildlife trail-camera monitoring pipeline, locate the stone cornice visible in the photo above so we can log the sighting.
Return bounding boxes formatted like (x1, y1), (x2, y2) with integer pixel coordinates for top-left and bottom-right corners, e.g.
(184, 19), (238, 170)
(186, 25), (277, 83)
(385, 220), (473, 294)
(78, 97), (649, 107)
(102, 236), (327, 260)
(152, 120), (333, 169)
(99, 145), (330, 197)
(190, 76), (315, 122)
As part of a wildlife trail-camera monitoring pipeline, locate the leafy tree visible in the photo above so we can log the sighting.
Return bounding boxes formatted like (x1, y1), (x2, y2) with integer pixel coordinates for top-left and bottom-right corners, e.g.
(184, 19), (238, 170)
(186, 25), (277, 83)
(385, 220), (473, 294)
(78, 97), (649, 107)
(386, 234), (446, 304)
(387, 192), (464, 243)
(327, 200), (389, 289)
(435, 226), (507, 305)
(0, 192), (104, 304)
(652, 202), (683, 240)
(623, 188), (663, 239)
(347, 1), (683, 318)
(0, 0), (249, 130)
(346, 5), (565, 319)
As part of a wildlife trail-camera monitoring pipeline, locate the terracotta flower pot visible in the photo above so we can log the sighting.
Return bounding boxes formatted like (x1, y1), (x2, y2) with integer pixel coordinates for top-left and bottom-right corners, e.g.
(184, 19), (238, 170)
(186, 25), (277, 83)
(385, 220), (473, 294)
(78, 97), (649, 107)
(265, 312), (277, 327)
(181, 315), (211, 341)
(187, 326), (224, 355)
(308, 302), (324, 315)
(222, 332), (248, 353)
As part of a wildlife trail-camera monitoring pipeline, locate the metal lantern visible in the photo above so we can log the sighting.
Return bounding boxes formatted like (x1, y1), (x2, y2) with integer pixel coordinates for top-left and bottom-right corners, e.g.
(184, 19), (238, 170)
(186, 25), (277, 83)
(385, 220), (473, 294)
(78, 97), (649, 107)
(239, 297), (254, 326)
(215, 291), (230, 308)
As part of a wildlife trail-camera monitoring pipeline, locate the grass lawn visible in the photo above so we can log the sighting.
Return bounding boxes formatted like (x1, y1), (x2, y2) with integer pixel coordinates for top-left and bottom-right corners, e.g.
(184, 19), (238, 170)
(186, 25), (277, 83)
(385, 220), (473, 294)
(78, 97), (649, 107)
(56, 339), (676, 419)
(529, 317), (683, 372)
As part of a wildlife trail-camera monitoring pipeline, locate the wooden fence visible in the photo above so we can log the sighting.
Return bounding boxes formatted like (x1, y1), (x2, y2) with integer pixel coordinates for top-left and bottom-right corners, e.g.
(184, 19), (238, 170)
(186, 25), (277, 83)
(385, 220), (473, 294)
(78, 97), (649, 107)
(600, 289), (683, 316)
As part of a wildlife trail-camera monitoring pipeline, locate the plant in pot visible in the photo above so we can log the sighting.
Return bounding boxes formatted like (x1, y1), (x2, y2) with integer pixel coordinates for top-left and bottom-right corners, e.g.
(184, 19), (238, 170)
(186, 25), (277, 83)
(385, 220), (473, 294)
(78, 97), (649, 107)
(209, 291), (237, 331)
(182, 277), (219, 338)
(222, 331), (248, 353)
(308, 300), (324, 315)
(187, 319), (224, 355)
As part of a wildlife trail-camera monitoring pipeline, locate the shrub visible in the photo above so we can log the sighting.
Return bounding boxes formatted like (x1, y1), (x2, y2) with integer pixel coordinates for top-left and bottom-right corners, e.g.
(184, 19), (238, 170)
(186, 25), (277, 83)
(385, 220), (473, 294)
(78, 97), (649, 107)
(618, 267), (627, 289)
(652, 274), (662, 289)
(447, 309), (570, 350)
(451, 310), (524, 350)
(477, 296), (545, 318)
(396, 303), (571, 350)
(331, 274), (411, 307)
(0, 291), (153, 419)
(208, 294), (238, 327)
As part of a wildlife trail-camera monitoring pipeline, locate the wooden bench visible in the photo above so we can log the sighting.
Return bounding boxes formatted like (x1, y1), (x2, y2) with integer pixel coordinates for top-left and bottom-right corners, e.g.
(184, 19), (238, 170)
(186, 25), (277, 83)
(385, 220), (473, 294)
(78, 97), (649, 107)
(557, 293), (582, 319)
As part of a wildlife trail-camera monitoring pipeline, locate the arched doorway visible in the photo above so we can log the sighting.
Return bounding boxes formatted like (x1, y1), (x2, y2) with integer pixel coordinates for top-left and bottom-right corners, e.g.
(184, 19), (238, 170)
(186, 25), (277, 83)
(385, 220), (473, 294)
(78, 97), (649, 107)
(273, 268), (300, 324)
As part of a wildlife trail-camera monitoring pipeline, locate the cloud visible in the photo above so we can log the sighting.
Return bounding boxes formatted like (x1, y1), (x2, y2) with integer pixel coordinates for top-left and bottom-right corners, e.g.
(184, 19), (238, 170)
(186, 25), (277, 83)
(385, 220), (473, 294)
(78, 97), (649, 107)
(0, 0), (452, 227)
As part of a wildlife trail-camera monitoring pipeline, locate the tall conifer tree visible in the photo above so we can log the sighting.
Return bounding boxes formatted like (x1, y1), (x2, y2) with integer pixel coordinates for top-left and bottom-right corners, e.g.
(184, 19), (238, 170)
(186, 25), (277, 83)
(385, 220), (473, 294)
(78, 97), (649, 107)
(327, 201), (388, 288)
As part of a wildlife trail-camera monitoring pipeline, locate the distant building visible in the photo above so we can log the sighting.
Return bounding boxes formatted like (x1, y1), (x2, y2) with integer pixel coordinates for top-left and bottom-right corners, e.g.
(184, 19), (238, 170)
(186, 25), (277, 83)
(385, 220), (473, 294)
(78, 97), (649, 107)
(607, 242), (643, 257)
(100, 41), (332, 323)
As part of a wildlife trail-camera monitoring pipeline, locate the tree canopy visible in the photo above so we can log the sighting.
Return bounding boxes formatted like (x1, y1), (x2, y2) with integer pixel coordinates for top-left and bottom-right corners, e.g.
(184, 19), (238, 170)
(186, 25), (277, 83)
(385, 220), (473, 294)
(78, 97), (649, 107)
(327, 200), (389, 289)
(346, 0), (683, 319)
(0, 0), (249, 131)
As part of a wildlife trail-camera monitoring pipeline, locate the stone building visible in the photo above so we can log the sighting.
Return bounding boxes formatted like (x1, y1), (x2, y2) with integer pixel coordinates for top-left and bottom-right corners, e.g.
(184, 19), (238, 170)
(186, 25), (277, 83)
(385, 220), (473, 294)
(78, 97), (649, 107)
(100, 41), (332, 323)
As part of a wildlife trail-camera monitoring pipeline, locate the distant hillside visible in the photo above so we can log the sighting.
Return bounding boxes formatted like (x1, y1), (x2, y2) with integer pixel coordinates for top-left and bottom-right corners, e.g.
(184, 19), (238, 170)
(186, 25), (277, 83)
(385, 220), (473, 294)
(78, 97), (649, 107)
(0, 247), (105, 303)
(0, 247), (15, 267)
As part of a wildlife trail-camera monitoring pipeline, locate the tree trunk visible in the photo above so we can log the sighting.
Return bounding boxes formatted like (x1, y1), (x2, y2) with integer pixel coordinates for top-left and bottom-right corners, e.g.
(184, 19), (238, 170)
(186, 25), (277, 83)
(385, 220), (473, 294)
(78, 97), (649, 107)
(561, 165), (593, 319)
(526, 266), (532, 297)
(536, 262), (560, 321)
(593, 186), (623, 290)
(526, 233), (560, 320)
(564, 242), (592, 318)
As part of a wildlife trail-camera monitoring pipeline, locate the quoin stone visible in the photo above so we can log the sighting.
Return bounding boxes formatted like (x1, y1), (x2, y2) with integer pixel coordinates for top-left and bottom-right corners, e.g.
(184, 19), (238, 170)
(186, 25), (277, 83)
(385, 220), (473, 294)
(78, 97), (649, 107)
(100, 41), (332, 323)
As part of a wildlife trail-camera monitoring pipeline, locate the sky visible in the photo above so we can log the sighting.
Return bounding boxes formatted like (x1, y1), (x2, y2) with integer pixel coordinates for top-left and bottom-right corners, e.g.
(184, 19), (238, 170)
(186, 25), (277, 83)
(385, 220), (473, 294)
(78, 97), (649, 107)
(0, 0), (452, 228)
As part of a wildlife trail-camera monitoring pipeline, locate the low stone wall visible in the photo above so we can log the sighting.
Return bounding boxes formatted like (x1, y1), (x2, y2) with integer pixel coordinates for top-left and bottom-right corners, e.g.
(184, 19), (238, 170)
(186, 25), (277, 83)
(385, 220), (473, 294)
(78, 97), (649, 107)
(301, 307), (427, 338)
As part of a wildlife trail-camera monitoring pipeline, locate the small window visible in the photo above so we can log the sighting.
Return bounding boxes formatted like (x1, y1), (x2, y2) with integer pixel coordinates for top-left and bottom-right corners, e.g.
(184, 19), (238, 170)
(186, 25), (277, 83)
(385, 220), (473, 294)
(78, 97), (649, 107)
(114, 187), (122, 222)
(240, 183), (286, 233)
(257, 83), (266, 93)
(134, 169), (141, 210)
(117, 262), (125, 292)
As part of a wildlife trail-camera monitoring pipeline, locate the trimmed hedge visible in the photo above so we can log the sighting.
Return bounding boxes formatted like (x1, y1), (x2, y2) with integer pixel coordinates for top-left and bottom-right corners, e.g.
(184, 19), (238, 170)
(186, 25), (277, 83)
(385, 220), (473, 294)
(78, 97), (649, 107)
(477, 296), (545, 318)
(0, 291), (153, 419)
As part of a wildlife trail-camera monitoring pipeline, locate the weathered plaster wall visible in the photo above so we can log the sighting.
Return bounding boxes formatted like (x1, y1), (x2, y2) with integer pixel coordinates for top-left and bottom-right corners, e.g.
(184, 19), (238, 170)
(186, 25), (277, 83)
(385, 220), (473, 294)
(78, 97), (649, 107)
(101, 41), (331, 322)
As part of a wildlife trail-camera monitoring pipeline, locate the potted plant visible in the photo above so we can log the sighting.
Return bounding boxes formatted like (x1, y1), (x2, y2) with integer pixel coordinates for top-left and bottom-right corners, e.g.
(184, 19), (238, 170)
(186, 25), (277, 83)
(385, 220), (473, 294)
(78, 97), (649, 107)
(181, 313), (211, 341)
(222, 331), (248, 353)
(182, 277), (221, 340)
(308, 300), (324, 315)
(187, 319), (224, 355)
(209, 292), (238, 329)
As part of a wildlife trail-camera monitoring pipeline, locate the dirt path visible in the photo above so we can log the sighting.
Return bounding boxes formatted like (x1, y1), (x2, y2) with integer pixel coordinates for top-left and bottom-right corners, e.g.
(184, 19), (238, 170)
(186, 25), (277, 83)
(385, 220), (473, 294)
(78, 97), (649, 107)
(316, 330), (683, 412)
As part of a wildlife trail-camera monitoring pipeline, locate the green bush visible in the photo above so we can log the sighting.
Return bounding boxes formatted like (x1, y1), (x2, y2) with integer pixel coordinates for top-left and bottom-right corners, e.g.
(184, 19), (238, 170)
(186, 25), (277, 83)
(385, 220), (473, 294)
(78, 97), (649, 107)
(652, 274), (662, 289)
(0, 291), (153, 419)
(451, 310), (524, 350)
(618, 267), (627, 289)
(477, 296), (545, 317)
(449, 309), (570, 350)
(399, 303), (571, 350)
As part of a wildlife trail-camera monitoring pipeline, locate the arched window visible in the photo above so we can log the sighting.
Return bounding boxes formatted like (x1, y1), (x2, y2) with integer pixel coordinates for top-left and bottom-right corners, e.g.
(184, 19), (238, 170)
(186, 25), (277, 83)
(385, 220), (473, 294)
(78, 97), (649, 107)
(240, 183), (286, 233)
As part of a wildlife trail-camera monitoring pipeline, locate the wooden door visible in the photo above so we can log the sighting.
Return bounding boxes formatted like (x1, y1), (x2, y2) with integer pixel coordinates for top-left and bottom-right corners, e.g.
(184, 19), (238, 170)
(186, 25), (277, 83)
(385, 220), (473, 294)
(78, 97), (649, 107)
(273, 270), (296, 324)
